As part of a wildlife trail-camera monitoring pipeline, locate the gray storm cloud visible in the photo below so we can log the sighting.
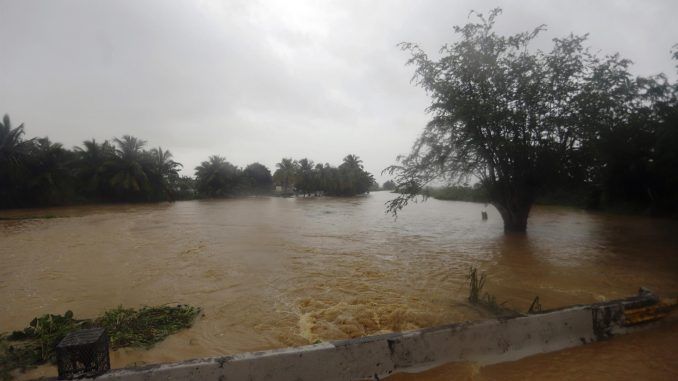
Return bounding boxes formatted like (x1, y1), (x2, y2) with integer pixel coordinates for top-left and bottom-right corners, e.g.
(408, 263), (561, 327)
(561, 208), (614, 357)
(1, 0), (677, 182)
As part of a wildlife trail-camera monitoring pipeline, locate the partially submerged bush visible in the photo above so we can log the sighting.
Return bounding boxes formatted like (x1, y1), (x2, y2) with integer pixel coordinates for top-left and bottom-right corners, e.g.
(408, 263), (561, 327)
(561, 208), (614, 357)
(0, 305), (200, 380)
(1, 335), (40, 381)
(467, 267), (487, 304)
(466, 267), (516, 317)
(1, 311), (86, 380)
(7, 311), (86, 363)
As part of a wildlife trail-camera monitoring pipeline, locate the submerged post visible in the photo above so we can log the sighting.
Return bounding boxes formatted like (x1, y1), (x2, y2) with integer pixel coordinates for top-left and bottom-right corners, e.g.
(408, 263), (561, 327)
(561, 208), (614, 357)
(56, 328), (110, 380)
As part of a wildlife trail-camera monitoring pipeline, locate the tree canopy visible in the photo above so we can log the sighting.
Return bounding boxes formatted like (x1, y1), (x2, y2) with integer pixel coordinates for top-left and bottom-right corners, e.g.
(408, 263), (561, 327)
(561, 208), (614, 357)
(194, 155), (241, 197)
(382, 180), (396, 191)
(243, 162), (274, 195)
(386, 9), (678, 232)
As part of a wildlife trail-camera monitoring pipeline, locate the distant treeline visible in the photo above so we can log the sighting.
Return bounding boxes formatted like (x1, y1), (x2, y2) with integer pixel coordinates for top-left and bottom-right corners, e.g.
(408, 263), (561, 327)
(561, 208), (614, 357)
(0, 115), (376, 209)
(425, 185), (489, 203)
(429, 176), (678, 214)
(197, 155), (376, 198)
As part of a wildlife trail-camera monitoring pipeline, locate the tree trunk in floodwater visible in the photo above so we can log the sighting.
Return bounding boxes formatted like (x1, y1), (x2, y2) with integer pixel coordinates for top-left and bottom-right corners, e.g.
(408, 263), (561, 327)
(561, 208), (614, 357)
(494, 203), (531, 233)
(490, 186), (534, 233)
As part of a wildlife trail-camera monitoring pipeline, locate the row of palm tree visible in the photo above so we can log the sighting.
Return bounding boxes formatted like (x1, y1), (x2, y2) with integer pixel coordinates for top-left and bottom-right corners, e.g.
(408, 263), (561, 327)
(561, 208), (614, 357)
(273, 154), (376, 196)
(0, 115), (183, 208)
(191, 154), (376, 198)
(0, 114), (378, 208)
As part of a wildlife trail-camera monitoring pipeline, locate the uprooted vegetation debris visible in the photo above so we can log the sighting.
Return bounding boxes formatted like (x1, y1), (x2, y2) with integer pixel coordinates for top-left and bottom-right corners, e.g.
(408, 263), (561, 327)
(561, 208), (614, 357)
(0, 304), (200, 380)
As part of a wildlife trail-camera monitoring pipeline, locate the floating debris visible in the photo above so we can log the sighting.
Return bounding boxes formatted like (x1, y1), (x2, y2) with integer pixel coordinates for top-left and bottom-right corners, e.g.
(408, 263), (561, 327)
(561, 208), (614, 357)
(97, 305), (201, 349)
(0, 305), (200, 380)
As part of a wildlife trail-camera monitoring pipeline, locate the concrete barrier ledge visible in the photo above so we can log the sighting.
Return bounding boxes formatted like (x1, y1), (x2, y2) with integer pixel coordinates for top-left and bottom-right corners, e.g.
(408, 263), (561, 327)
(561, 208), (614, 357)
(75, 291), (669, 381)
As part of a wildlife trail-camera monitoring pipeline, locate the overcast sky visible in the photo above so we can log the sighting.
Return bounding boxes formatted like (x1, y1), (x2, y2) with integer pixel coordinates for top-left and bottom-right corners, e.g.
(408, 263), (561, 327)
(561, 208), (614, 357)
(1, 0), (677, 183)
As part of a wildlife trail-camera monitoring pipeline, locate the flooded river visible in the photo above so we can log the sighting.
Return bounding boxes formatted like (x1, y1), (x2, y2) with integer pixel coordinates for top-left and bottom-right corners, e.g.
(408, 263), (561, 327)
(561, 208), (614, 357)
(1, 192), (677, 379)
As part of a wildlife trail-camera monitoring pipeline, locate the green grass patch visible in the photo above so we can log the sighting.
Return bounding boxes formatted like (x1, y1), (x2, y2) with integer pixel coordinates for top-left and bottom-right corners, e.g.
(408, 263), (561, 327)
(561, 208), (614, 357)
(0, 305), (200, 380)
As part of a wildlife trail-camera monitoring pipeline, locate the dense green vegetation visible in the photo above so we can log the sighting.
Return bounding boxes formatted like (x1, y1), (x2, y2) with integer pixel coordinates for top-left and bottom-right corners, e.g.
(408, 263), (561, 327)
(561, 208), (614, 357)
(382, 180), (396, 191)
(193, 155), (258, 197)
(191, 154), (375, 198)
(427, 184), (590, 207)
(0, 116), (185, 208)
(0, 305), (200, 380)
(273, 155), (376, 197)
(0, 116), (376, 208)
(387, 9), (678, 231)
(425, 185), (489, 203)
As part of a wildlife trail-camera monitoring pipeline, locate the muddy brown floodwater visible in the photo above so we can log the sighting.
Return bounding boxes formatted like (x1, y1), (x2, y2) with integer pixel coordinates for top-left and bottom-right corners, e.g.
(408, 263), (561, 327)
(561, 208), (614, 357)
(1, 192), (678, 380)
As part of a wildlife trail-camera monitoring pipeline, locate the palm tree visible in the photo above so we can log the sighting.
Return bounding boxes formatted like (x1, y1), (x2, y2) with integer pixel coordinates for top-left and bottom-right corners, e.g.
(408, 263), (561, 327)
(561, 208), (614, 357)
(100, 135), (151, 200)
(75, 139), (115, 162)
(113, 135), (146, 160)
(296, 158), (315, 196)
(74, 139), (115, 195)
(335, 155), (373, 196)
(24, 137), (75, 204)
(0, 114), (29, 170)
(273, 158), (298, 193)
(195, 155), (227, 188)
(195, 155), (240, 197)
(341, 154), (363, 170)
(0, 114), (32, 207)
(149, 147), (182, 201)
(150, 147), (181, 178)
(314, 163), (326, 195)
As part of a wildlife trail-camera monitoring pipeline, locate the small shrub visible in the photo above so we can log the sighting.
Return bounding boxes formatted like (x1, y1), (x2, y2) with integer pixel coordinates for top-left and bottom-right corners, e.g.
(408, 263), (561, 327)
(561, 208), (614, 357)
(466, 267), (487, 304)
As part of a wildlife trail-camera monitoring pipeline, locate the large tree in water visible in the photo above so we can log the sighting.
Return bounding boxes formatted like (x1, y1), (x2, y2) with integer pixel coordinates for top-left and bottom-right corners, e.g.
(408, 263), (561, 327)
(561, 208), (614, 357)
(386, 9), (637, 233)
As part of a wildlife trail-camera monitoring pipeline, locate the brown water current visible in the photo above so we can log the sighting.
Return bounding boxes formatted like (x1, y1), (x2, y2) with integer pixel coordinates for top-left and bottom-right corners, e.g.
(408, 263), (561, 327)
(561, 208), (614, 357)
(1, 191), (677, 379)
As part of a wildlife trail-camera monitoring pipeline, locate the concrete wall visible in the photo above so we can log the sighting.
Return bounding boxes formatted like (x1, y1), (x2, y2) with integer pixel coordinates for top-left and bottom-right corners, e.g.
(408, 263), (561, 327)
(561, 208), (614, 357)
(79, 292), (666, 381)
